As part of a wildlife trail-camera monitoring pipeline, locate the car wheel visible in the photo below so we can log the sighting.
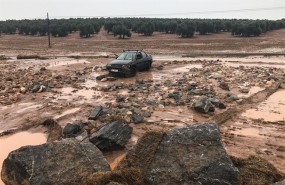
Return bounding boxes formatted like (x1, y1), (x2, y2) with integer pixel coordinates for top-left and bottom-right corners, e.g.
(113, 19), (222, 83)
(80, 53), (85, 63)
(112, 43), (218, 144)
(145, 61), (152, 71)
(128, 65), (137, 77)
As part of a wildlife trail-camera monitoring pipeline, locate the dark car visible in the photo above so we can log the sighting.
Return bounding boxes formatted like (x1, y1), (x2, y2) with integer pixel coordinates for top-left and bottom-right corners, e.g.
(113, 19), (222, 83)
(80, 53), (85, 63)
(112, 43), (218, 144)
(106, 50), (152, 76)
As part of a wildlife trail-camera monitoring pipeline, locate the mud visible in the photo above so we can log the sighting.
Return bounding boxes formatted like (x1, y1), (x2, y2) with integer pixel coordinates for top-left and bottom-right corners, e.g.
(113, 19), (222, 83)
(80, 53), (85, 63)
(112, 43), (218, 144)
(0, 131), (47, 185)
(1, 35), (285, 177)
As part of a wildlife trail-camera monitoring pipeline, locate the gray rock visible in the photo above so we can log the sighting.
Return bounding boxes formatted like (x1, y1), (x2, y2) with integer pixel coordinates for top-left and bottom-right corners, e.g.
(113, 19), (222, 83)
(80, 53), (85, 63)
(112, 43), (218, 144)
(88, 106), (103, 120)
(208, 98), (226, 109)
(239, 87), (250, 93)
(280, 83), (285, 89)
(1, 139), (110, 185)
(89, 121), (132, 151)
(63, 120), (85, 137)
(116, 95), (126, 102)
(272, 180), (285, 185)
(193, 96), (215, 113)
(145, 123), (239, 185)
(219, 82), (230, 91)
(131, 113), (144, 124)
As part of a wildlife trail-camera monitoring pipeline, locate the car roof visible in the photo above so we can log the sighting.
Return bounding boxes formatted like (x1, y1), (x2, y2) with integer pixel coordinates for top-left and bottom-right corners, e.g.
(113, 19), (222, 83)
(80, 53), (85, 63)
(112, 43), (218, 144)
(123, 50), (143, 53)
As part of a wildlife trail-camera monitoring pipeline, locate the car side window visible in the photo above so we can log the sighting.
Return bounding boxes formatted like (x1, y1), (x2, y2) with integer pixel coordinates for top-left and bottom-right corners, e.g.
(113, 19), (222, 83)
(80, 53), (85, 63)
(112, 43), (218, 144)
(136, 52), (143, 59)
(141, 52), (147, 58)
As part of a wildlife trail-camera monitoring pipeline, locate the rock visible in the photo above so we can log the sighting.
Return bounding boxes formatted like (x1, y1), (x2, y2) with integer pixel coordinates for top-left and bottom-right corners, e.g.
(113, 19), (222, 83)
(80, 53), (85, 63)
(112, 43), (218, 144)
(145, 123), (239, 185)
(280, 83), (285, 89)
(89, 121), (132, 151)
(219, 82), (230, 91)
(193, 96), (215, 113)
(42, 119), (62, 142)
(208, 98), (226, 109)
(20, 87), (27, 94)
(96, 74), (108, 80)
(116, 95), (126, 102)
(88, 106), (103, 120)
(63, 120), (85, 137)
(40, 67), (46, 71)
(211, 73), (224, 79)
(107, 77), (117, 81)
(267, 76), (278, 81)
(226, 93), (239, 102)
(239, 87), (250, 93)
(101, 78), (108, 82)
(1, 139), (110, 185)
(272, 180), (285, 185)
(231, 155), (284, 185)
(156, 65), (164, 70)
(131, 113), (144, 124)
(266, 80), (273, 86)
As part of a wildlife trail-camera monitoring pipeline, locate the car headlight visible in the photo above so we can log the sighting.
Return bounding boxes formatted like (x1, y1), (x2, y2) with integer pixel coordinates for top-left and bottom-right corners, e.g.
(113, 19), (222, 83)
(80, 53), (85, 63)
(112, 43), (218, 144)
(106, 64), (111, 67)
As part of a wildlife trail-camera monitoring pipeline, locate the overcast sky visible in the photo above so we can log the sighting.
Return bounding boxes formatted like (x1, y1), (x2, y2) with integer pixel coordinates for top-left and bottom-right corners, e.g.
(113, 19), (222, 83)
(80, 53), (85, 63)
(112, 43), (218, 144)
(0, 0), (284, 20)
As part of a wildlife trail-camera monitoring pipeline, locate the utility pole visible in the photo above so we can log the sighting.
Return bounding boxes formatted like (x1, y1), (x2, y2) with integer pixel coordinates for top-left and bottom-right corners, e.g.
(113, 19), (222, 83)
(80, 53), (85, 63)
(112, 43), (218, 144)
(47, 12), (51, 48)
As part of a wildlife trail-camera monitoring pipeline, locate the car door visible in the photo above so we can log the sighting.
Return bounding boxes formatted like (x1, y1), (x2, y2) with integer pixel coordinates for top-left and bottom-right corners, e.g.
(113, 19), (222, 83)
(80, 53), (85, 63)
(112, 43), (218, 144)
(141, 51), (149, 69)
(135, 52), (144, 71)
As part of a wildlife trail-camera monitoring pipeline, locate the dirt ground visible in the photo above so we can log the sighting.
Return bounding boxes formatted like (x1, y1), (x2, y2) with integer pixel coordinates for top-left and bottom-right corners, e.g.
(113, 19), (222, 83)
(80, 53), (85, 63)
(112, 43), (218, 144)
(0, 28), (285, 56)
(1, 29), (285, 181)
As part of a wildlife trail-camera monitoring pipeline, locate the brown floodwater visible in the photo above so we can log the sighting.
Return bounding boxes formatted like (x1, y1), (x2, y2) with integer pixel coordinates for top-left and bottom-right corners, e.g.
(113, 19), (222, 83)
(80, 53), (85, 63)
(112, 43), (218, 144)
(242, 89), (285, 122)
(48, 59), (90, 68)
(103, 150), (127, 170)
(0, 132), (47, 185)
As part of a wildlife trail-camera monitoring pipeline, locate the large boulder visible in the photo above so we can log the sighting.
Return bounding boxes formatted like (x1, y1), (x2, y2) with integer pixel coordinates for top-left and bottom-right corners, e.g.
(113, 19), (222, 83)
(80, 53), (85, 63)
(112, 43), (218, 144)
(90, 123), (239, 185)
(89, 121), (132, 151)
(145, 123), (239, 185)
(1, 139), (110, 185)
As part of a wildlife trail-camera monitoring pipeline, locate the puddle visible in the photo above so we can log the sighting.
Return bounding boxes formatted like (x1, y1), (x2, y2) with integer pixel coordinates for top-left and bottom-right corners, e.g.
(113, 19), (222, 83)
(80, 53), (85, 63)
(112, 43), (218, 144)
(0, 132), (47, 184)
(54, 108), (81, 119)
(56, 87), (101, 101)
(242, 89), (285, 121)
(48, 59), (90, 68)
(83, 72), (100, 88)
(169, 64), (202, 73)
(104, 150), (127, 170)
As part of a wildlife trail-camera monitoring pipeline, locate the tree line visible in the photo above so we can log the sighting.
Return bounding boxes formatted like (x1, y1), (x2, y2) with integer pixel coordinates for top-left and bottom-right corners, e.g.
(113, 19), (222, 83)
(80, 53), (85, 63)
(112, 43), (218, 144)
(0, 18), (284, 38)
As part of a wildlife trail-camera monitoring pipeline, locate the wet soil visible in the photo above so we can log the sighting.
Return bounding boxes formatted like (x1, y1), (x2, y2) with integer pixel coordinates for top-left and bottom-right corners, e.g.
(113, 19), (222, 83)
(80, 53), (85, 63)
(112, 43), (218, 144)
(1, 28), (285, 56)
(1, 31), (285, 176)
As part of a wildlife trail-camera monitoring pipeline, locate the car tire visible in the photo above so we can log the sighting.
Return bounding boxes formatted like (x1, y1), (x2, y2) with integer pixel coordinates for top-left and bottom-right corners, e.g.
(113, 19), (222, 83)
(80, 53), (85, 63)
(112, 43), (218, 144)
(128, 65), (137, 77)
(145, 61), (152, 71)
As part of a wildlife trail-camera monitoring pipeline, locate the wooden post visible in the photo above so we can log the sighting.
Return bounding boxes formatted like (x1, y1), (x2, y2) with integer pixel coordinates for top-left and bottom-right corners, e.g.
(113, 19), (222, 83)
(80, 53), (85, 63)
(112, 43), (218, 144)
(47, 12), (51, 48)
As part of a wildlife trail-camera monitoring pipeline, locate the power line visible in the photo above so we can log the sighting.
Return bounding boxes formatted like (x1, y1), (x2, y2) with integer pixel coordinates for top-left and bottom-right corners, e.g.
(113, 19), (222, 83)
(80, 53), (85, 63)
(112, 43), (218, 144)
(49, 6), (285, 18)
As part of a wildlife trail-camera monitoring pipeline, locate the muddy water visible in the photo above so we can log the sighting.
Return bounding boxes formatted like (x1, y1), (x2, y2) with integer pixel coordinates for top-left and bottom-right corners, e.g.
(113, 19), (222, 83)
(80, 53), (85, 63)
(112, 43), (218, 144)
(0, 132), (47, 185)
(48, 59), (90, 68)
(54, 107), (81, 120)
(103, 150), (127, 170)
(242, 89), (285, 122)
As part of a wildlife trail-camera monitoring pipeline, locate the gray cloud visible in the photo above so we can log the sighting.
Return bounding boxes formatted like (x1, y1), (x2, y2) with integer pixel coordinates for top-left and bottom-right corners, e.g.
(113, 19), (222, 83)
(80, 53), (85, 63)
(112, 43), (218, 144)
(0, 0), (284, 20)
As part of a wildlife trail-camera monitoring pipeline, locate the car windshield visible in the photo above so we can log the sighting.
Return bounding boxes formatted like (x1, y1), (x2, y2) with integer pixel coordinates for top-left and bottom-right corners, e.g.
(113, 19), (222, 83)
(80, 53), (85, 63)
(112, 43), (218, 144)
(117, 52), (136, 60)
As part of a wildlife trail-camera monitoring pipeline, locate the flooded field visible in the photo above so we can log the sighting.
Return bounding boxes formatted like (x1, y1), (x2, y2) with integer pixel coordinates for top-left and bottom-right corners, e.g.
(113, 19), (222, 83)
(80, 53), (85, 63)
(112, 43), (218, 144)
(0, 53), (285, 180)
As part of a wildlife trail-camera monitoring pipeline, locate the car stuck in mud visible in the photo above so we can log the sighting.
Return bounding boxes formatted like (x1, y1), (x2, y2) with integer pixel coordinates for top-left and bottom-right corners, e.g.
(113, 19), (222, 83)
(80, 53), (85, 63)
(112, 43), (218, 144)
(106, 50), (152, 76)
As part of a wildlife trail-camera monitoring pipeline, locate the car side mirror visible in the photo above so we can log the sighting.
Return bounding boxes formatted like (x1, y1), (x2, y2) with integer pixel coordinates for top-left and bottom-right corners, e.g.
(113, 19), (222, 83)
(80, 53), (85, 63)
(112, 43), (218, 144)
(137, 54), (142, 59)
